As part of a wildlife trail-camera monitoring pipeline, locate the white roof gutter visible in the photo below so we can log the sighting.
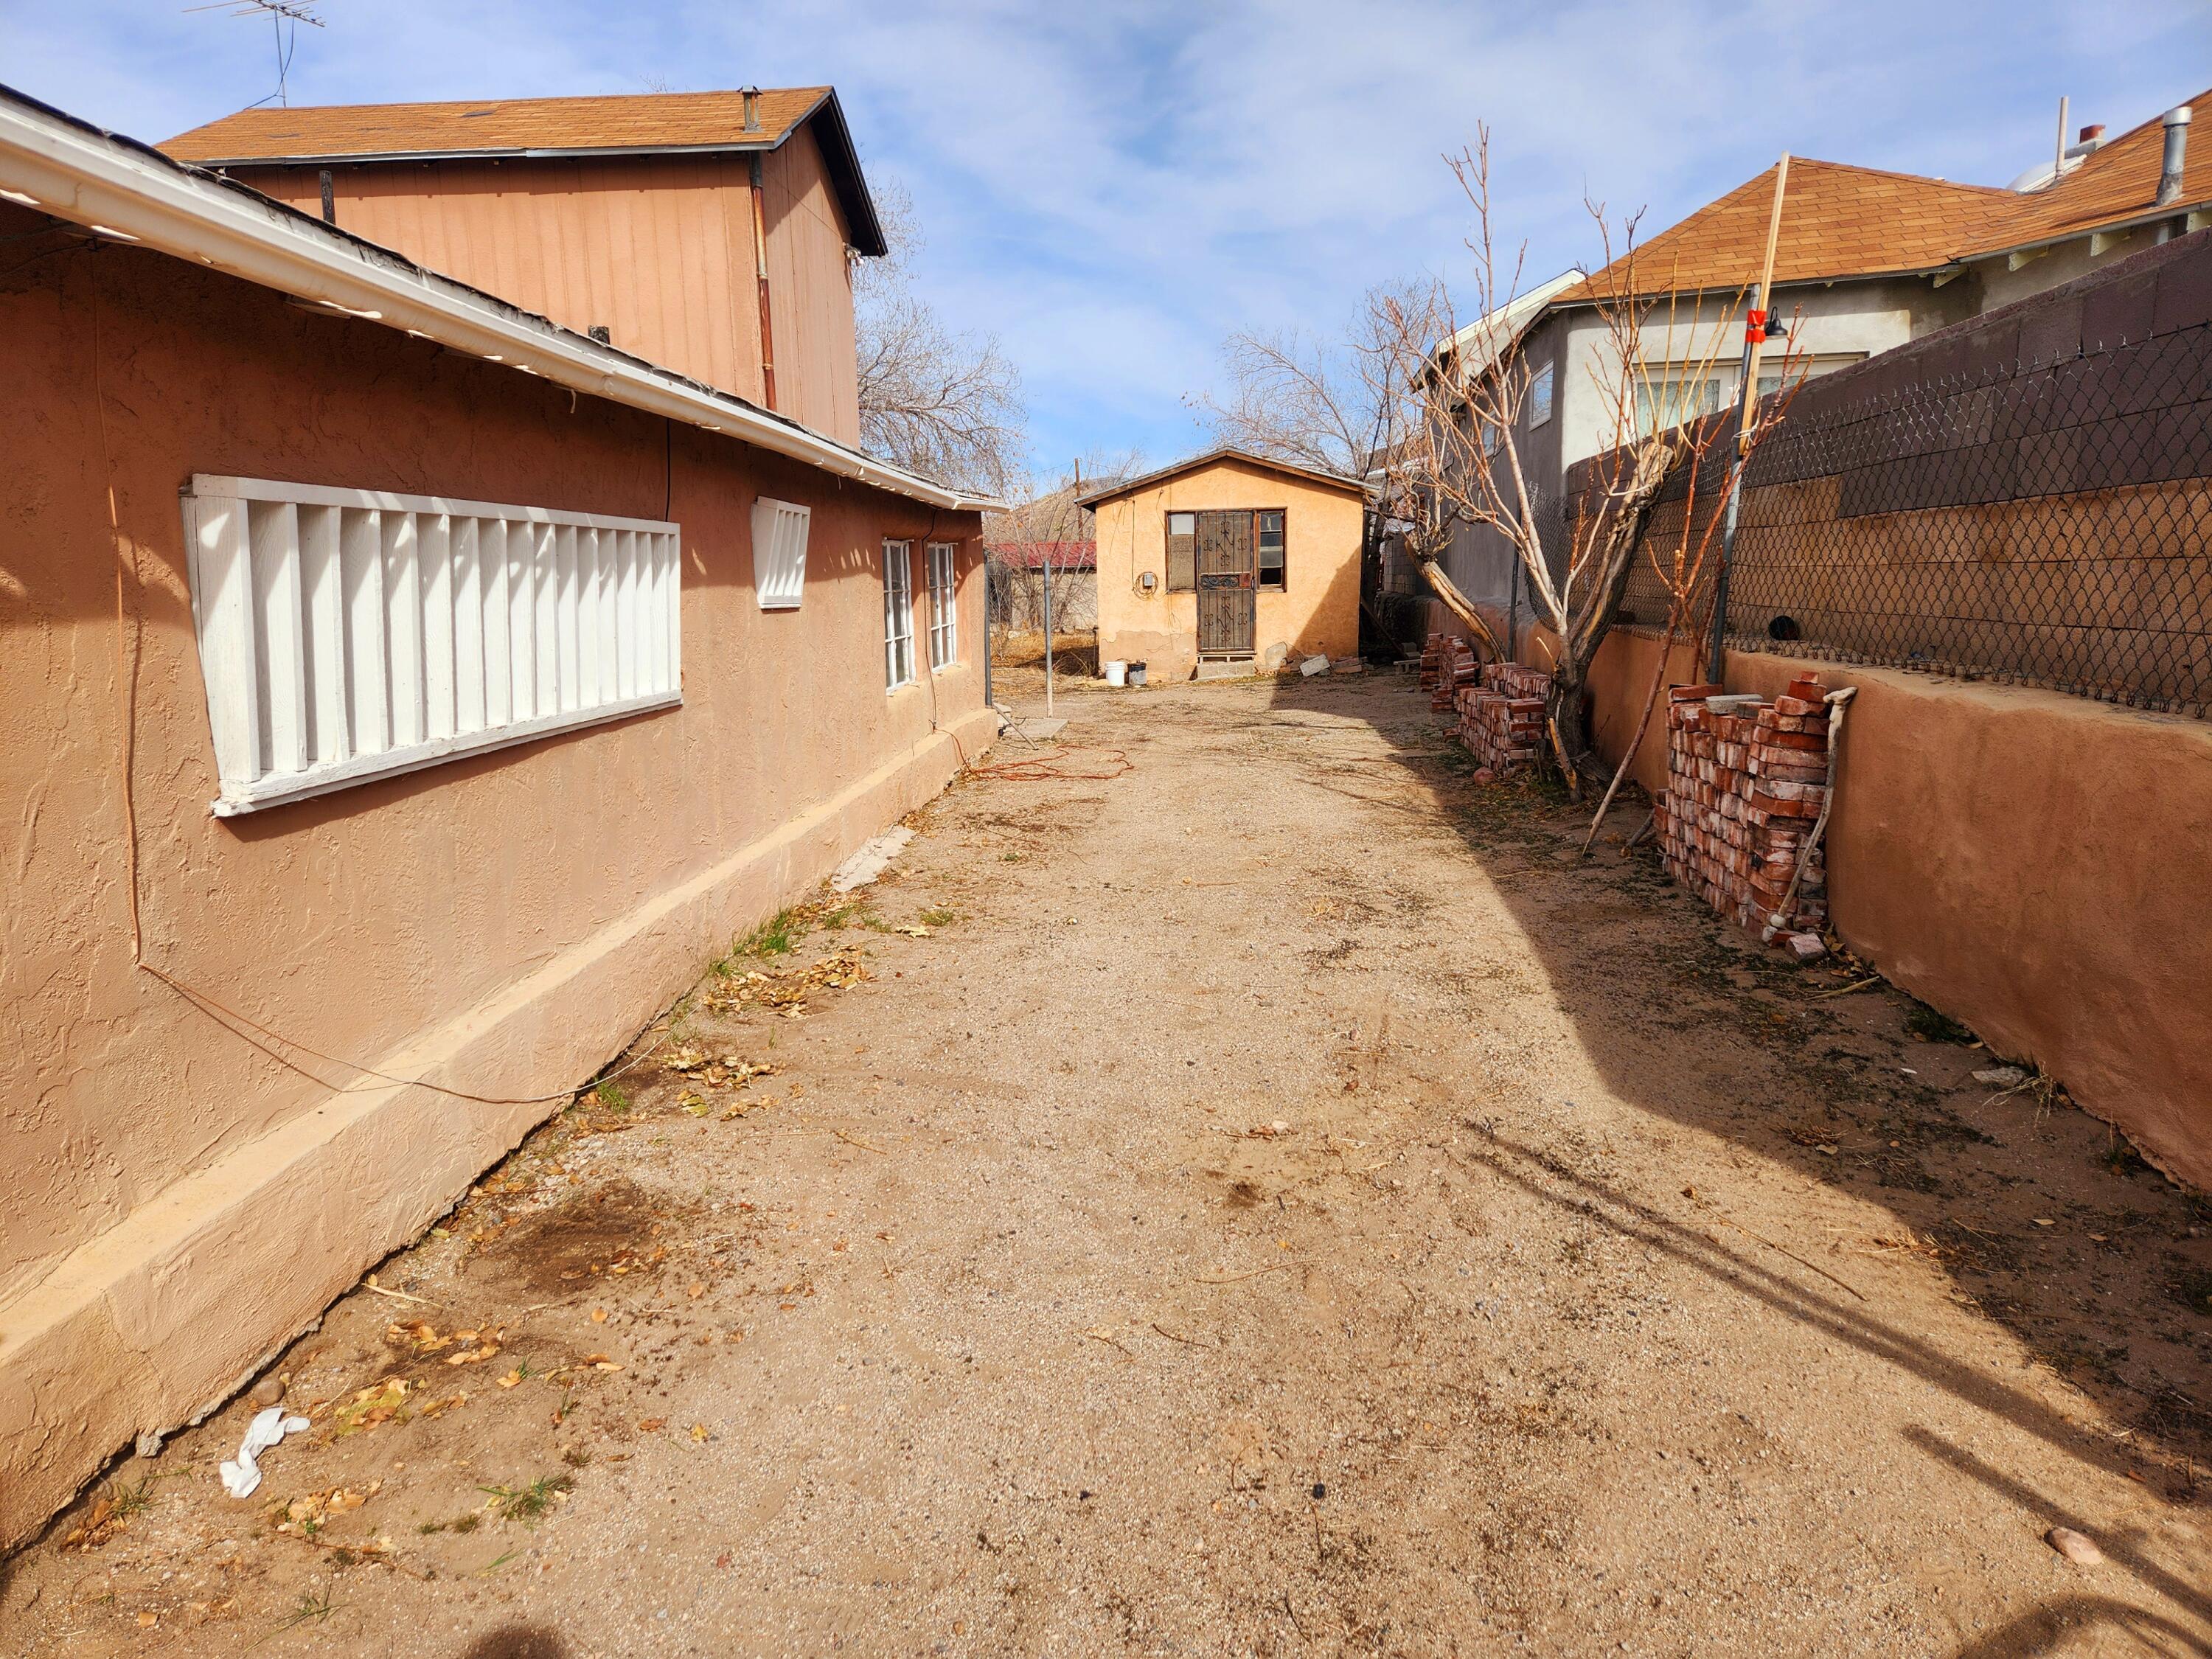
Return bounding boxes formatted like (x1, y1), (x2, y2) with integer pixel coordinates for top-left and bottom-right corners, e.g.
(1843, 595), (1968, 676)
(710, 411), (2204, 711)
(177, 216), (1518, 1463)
(0, 88), (1002, 513)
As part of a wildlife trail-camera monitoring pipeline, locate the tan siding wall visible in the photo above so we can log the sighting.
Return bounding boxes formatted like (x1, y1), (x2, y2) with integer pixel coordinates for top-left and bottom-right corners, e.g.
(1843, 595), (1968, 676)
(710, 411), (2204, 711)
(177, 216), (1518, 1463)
(233, 145), (859, 437)
(762, 128), (862, 444)
(1093, 460), (1364, 680)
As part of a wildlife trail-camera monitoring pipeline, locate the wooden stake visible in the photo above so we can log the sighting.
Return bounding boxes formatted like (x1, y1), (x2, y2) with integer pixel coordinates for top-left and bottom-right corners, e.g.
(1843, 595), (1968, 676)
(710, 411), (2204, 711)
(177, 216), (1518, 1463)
(1738, 154), (1792, 451)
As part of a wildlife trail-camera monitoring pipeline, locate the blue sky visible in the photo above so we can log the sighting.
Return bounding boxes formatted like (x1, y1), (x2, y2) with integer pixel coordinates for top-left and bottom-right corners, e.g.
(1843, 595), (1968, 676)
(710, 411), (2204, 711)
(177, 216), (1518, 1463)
(6, 0), (2208, 480)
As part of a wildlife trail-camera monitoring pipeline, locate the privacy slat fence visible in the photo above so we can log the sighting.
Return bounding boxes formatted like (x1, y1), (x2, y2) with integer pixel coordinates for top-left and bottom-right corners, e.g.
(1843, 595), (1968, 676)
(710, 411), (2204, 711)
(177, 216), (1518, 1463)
(184, 476), (681, 815)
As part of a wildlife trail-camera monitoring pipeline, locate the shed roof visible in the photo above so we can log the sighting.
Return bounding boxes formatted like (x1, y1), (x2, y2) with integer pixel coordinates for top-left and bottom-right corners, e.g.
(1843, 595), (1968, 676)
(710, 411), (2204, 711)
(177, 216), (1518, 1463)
(1074, 448), (1370, 508)
(160, 86), (886, 256)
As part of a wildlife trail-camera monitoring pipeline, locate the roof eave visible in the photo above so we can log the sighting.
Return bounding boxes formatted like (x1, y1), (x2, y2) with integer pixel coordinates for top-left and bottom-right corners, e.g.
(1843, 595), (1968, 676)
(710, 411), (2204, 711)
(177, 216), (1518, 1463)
(1967, 198), (2212, 269)
(0, 83), (997, 511)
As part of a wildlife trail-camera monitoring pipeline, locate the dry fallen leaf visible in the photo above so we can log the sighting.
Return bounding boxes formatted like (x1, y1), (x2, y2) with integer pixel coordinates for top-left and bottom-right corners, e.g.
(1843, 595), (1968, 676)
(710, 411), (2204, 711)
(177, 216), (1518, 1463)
(687, 1282), (706, 1299)
(689, 1423), (709, 1442)
(496, 1368), (524, 1389)
(445, 1343), (501, 1366)
(591, 1308), (608, 1324)
(638, 1417), (667, 1433)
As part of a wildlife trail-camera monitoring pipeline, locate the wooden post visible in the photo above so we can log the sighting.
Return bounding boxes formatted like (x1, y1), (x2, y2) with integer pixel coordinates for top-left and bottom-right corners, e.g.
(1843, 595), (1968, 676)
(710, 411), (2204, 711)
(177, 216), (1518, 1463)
(1707, 154), (1790, 685)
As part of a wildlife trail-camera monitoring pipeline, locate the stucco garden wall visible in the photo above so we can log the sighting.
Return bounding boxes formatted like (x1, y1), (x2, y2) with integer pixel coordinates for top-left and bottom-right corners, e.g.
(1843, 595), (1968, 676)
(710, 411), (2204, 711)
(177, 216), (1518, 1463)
(1093, 459), (1362, 681)
(1449, 599), (2212, 1195)
(0, 220), (990, 1551)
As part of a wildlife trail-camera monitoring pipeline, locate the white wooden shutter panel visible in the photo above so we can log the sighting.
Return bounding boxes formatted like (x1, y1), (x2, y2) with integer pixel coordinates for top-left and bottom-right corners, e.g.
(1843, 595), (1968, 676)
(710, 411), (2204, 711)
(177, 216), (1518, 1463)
(184, 475), (681, 816)
(751, 497), (811, 610)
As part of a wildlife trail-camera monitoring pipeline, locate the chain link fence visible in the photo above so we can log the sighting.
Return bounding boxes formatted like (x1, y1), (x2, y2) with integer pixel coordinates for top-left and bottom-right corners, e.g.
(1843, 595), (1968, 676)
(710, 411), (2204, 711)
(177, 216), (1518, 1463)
(1615, 317), (2212, 718)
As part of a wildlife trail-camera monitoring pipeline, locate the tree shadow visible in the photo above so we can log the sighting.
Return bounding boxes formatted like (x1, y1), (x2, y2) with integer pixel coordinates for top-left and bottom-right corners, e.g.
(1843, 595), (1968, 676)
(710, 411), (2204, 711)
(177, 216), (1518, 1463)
(1260, 674), (2212, 1530)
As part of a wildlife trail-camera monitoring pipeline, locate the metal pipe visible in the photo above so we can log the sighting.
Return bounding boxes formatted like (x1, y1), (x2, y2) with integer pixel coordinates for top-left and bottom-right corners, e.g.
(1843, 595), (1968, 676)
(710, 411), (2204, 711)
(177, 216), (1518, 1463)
(1042, 546), (1055, 715)
(1506, 543), (1520, 663)
(2157, 106), (2191, 209)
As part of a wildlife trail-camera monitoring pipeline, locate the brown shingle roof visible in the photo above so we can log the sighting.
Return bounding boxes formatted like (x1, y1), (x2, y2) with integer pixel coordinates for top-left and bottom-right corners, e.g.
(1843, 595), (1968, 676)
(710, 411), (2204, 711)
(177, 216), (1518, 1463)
(1552, 87), (2212, 309)
(161, 87), (832, 164)
(1552, 159), (2017, 307)
(1997, 88), (2212, 244)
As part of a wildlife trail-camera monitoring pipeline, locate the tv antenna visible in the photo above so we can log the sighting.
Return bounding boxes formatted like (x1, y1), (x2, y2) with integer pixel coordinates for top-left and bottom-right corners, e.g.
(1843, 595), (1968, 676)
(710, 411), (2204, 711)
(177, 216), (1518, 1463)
(185, 0), (326, 108)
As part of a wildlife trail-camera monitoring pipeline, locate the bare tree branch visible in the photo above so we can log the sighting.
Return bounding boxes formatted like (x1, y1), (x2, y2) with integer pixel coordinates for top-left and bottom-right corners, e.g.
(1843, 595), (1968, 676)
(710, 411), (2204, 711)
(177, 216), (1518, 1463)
(855, 177), (1026, 496)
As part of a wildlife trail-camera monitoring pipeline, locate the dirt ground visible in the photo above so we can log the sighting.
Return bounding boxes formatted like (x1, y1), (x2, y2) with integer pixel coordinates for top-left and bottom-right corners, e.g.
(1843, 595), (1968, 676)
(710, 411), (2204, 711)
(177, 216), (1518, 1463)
(7, 672), (2212, 1658)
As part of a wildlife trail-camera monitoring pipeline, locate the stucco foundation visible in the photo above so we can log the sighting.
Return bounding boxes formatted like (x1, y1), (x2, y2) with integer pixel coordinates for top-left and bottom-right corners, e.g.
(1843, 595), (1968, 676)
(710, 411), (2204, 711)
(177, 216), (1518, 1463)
(0, 211), (990, 1549)
(1455, 601), (2212, 1192)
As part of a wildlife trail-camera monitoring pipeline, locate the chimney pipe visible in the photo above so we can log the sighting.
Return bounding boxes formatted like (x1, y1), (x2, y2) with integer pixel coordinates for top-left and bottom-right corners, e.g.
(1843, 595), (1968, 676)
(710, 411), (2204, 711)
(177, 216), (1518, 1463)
(2053, 95), (2069, 180)
(740, 86), (760, 133)
(2079, 124), (2104, 145)
(2157, 105), (2191, 209)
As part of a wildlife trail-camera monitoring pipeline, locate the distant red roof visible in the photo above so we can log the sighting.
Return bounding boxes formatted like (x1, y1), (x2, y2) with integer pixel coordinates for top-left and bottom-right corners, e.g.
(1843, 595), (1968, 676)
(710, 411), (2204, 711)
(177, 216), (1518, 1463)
(985, 540), (1096, 571)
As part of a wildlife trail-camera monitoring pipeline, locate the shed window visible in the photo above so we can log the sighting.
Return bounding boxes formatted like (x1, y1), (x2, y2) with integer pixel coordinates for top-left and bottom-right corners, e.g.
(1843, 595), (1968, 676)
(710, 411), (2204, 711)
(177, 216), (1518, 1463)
(927, 540), (958, 669)
(1165, 512), (1197, 591)
(883, 539), (916, 689)
(181, 474), (679, 817)
(1256, 511), (1286, 588)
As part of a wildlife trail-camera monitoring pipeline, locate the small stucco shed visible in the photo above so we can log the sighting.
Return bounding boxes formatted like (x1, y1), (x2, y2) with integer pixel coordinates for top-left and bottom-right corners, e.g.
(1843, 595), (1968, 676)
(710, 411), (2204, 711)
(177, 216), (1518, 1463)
(1079, 449), (1368, 681)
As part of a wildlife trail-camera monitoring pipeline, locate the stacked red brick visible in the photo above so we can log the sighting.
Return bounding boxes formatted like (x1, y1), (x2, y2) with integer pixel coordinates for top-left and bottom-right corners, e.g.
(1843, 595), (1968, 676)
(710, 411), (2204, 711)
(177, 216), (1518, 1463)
(1419, 633), (1478, 710)
(1655, 674), (1833, 954)
(1453, 661), (1551, 777)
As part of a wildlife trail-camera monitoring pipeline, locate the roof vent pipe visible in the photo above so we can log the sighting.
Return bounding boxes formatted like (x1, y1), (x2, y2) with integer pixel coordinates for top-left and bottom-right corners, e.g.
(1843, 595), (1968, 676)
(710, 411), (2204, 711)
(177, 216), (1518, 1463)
(2157, 106), (2191, 208)
(740, 86), (761, 133)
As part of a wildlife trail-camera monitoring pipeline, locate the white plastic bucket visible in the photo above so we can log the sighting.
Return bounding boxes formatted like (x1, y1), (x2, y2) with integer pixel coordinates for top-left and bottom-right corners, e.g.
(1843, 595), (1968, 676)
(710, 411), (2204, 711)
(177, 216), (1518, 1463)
(1105, 660), (1128, 687)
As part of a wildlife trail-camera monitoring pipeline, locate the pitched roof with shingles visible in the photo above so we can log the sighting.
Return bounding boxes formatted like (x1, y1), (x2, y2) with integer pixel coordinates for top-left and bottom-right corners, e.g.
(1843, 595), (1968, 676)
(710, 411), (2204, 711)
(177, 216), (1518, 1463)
(1552, 159), (2017, 307)
(1551, 87), (2212, 309)
(1074, 448), (1371, 508)
(161, 87), (832, 164)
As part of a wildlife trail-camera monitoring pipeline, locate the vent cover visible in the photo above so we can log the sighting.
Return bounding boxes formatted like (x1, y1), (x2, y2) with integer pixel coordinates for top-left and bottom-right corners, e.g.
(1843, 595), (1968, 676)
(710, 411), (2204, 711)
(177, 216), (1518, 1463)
(752, 497), (811, 610)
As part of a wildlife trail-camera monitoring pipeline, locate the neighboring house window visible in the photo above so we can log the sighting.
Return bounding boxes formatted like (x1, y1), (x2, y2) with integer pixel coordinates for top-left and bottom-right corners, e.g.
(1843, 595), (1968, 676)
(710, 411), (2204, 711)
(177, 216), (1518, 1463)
(1528, 361), (1555, 428)
(1166, 512), (1196, 591)
(181, 474), (680, 818)
(883, 539), (916, 689)
(927, 540), (958, 669)
(1756, 351), (1869, 400)
(1257, 511), (1287, 588)
(1633, 367), (1724, 437)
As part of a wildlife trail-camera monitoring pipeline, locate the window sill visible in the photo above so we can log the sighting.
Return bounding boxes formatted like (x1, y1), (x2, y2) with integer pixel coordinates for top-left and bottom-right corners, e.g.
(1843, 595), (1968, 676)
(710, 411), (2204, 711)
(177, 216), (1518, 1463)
(212, 689), (682, 817)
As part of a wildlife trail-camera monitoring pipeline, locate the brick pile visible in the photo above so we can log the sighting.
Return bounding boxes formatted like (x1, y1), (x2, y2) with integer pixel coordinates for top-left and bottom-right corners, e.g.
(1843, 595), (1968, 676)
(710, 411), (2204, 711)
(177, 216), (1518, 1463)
(1452, 660), (1551, 778)
(1420, 632), (1478, 711)
(1655, 673), (1834, 958)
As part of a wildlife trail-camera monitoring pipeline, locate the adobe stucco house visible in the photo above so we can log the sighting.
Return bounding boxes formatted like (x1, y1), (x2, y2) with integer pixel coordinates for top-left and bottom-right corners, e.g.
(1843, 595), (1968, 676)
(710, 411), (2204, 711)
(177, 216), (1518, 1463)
(1081, 450), (1368, 681)
(0, 85), (995, 1551)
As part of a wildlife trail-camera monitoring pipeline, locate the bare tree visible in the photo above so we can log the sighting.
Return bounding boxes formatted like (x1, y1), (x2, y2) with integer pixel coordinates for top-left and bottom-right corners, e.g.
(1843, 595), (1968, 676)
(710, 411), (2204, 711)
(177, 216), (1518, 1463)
(855, 178), (1026, 496)
(1189, 285), (1418, 479)
(1372, 130), (1789, 795)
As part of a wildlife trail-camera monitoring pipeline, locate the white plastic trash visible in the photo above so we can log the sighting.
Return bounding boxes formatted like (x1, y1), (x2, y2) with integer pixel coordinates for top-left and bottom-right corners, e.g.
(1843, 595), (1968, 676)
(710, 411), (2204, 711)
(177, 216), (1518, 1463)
(1105, 660), (1127, 687)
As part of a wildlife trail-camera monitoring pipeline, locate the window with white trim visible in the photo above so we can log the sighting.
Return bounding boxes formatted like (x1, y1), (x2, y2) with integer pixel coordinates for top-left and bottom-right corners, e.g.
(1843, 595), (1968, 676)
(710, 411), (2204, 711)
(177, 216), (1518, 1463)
(883, 539), (916, 689)
(182, 475), (681, 816)
(926, 541), (958, 669)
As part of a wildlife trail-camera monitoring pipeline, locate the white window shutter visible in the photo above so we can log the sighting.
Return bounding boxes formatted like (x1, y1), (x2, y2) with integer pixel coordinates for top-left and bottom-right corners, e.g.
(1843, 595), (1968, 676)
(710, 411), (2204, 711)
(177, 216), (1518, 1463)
(181, 476), (683, 816)
(751, 497), (811, 610)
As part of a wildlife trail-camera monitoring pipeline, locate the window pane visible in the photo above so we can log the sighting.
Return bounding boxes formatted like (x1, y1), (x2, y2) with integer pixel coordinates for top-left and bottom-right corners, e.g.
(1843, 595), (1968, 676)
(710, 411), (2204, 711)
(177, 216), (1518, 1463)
(1529, 361), (1555, 426)
(1169, 512), (1195, 536)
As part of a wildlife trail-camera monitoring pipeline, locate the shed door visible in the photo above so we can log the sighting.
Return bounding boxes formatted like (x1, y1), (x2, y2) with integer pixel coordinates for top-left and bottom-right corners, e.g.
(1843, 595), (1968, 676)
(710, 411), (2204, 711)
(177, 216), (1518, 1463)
(1194, 510), (1256, 656)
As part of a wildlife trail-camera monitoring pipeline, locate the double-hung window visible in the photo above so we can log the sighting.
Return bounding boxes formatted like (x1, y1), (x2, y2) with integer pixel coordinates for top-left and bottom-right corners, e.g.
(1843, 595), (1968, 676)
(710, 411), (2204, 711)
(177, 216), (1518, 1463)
(181, 474), (680, 816)
(926, 541), (958, 669)
(883, 539), (917, 690)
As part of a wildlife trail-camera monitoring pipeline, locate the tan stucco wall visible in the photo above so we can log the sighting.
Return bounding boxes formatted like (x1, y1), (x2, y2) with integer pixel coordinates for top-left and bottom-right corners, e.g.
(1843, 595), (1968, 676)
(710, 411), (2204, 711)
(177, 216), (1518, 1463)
(1450, 602), (2212, 1192)
(0, 219), (988, 1549)
(1092, 459), (1363, 681)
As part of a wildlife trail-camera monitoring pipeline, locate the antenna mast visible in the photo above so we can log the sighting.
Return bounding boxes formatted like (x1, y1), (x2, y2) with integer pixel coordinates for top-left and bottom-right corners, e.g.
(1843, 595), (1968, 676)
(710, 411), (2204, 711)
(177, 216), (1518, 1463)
(185, 0), (326, 108)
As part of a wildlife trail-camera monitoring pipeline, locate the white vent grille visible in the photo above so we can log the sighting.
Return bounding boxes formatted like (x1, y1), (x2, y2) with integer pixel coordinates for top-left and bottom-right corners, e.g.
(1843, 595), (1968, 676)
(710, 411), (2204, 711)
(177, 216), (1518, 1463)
(751, 496), (811, 610)
(184, 475), (681, 816)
